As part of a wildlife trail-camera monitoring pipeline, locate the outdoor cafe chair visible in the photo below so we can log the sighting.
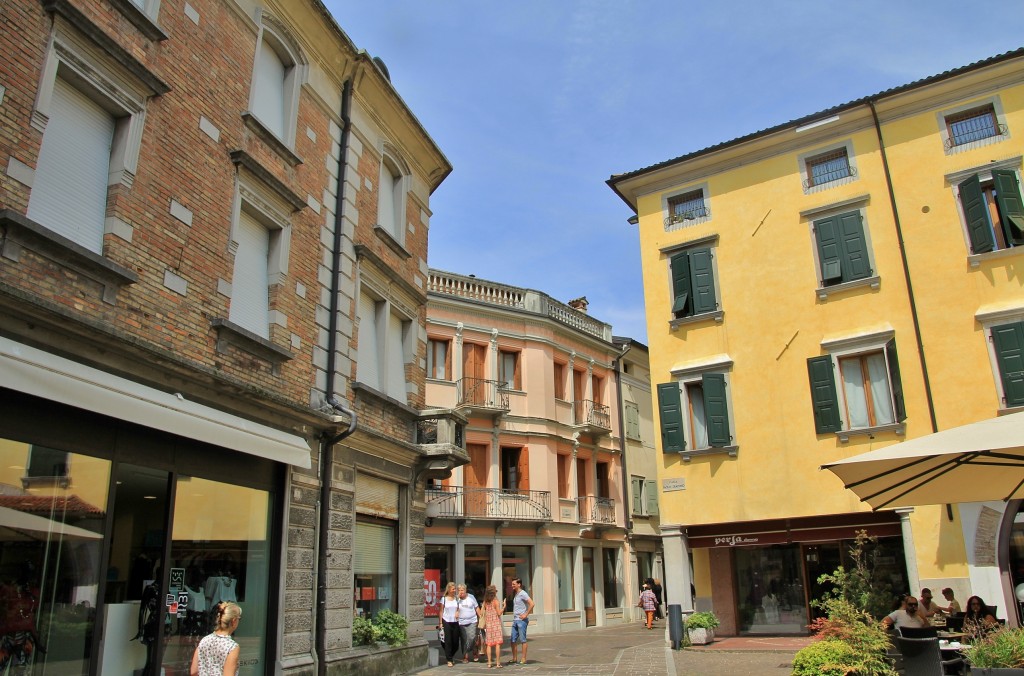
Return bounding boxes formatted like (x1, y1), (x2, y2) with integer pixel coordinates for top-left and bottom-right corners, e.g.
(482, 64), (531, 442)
(896, 636), (965, 676)
(899, 625), (939, 638)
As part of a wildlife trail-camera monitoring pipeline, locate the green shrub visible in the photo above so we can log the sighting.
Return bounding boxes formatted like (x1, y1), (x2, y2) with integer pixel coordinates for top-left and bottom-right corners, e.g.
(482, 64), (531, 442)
(962, 627), (1024, 668)
(686, 611), (720, 629)
(352, 615), (375, 646)
(797, 597), (897, 676)
(371, 609), (409, 647)
(792, 638), (863, 676)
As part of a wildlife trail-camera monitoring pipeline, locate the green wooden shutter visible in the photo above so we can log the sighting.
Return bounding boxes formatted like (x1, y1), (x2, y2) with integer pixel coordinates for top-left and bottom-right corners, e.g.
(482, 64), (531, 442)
(885, 338), (906, 422)
(690, 247), (718, 314)
(631, 477), (643, 514)
(992, 169), (1024, 246)
(959, 174), (996, 254)
(701, 373), (731, 447)
(645, 479), (659, 516)
(657, 382), (686, 453)
(670, 252), (691, 316)
(814, 215), (843, 283)
(992, 322), (1024, 407)
(837, 211), (871, 281)
(807, 356), (842, 433)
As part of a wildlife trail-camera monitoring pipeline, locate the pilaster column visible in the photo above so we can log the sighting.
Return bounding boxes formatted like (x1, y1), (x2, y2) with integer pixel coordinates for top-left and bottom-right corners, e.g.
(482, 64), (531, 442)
(896, 508), (920, 594)
(661, 525), (694, 613)
(454, 322), (464, 381)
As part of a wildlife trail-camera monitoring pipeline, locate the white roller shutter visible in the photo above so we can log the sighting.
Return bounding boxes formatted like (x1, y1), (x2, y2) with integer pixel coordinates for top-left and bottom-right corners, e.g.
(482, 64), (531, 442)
(228, 211), (270, 338)
(253, 39), (286, 139)
(27, 77), (114, 253)
(356, 473), (400, 519)
(378, 164), (396, 232)
(386, 312), (406, 400)
(354, 521), (395, 575)
(357, 292), (380, 390)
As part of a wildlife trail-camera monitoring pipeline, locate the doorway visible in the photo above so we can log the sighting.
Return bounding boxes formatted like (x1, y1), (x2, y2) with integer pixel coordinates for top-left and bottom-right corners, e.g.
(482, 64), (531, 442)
(582, 549), (596, 626)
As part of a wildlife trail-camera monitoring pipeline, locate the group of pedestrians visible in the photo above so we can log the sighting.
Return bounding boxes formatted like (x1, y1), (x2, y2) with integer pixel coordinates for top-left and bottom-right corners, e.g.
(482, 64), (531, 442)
(637, 577), (663, 629)
(436, 578), (534, 668)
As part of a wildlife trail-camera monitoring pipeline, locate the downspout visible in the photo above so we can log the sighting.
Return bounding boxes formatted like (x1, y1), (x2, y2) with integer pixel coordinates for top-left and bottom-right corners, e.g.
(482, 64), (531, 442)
(612, 341), (633, 589)
(316, 77), (357, 676)
(868, 100), (938, 434)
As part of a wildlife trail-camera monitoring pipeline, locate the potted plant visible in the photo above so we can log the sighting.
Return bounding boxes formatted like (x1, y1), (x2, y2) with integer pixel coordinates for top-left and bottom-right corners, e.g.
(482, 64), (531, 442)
(685, 611), (719, 645)
(351, 609), (409, 647)
(960, 627), (1024, 674)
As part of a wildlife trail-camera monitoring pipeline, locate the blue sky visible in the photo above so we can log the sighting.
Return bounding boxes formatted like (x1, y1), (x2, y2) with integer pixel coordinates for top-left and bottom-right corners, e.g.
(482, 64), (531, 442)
(322, 1), (1024, 344)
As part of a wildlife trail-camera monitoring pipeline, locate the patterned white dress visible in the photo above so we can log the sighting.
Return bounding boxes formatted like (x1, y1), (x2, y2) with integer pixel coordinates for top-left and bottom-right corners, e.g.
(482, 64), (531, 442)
(195, 633), (239, 676)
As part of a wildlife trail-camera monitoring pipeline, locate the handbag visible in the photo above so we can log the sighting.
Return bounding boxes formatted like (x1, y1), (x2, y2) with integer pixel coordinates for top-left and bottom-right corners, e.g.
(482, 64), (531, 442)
(437, 623), (444, 643)
(477, 608), (486, 629)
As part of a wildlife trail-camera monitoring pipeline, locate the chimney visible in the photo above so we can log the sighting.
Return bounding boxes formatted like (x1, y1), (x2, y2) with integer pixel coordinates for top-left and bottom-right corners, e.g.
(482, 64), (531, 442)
(567, 296), (589, 313)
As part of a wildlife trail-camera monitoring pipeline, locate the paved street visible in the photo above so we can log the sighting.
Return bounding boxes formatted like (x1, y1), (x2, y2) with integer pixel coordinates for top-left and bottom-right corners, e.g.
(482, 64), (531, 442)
(416, 622), (811, 675)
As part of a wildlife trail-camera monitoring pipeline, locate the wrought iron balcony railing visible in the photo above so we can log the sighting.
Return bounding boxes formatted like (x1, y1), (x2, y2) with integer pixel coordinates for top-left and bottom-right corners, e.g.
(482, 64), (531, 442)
(457, 377), (510, 412)
(426, 486), (551, 522)
(573, 399), (610, 430)
(578, 495), (616, 525)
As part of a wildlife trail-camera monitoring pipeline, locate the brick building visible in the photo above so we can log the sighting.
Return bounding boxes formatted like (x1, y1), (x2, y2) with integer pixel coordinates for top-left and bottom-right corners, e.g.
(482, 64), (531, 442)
(0, 1), (459, 674)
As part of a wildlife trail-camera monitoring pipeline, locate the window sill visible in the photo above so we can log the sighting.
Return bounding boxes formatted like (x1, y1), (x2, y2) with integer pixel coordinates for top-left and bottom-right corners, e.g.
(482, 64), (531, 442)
(998, 405), (1024, 416)
(669, 310), (724, 330)
(836, 422), (905, 443)
(210, 318), (294, 369)
(241, 113), (303, 167)
(351, 381), (419, 417)
(373, 224), (412, 260)
(968, 246), (1022, 268)
(681, 445), (738, 462)
(816, 275), (880, 300)
(104, 0), (168, 41)
(0, 210), (138, 304)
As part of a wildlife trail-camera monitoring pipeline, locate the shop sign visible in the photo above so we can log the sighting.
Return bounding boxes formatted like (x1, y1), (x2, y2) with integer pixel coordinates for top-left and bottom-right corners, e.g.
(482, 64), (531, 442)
(424, 569), (441, 618)
(663, 478), (686, 492)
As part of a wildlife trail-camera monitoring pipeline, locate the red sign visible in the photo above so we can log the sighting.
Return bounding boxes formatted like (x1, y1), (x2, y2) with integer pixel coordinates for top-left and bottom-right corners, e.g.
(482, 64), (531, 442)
(424, 569), (441, 618)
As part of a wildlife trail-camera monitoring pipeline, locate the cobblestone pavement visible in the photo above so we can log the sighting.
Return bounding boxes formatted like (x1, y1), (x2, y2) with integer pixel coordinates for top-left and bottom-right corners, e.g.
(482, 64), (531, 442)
(414, 621), (805, 675)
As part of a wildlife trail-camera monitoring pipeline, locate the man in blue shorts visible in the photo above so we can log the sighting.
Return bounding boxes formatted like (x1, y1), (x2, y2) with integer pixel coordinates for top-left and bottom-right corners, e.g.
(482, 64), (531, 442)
(508, 577), (535, 665)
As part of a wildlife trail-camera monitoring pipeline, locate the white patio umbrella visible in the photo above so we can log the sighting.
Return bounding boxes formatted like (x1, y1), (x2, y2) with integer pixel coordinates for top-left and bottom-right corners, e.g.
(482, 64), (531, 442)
(821, 411), (1024, 509)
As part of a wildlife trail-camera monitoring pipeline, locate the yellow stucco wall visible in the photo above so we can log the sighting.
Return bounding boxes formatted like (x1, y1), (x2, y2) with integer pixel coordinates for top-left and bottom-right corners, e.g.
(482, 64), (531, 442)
(632, 66), (1024, 585)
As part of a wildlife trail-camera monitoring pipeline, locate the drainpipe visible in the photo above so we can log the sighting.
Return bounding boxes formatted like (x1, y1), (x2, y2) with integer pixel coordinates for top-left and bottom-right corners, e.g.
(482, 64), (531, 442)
(868, 100), (938, 434)
(316, 77), (357, 676)
(612, 340), (633, 590)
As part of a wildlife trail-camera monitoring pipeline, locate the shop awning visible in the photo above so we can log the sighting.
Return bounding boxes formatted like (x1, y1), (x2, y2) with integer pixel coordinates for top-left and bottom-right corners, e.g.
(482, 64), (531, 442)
(0, 336), (312, 468)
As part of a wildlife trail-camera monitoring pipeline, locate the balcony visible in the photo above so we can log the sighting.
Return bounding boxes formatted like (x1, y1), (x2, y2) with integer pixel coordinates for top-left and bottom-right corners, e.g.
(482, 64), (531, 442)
(426, 486), (551, 523)
(573, 399), (611, 433)
(577, 495), (616, 525)
(457, 378), (510, 416)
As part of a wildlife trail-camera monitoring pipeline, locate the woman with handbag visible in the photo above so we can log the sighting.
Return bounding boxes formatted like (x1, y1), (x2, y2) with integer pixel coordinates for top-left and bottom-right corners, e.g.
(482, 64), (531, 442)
(437, 582), (461, 667)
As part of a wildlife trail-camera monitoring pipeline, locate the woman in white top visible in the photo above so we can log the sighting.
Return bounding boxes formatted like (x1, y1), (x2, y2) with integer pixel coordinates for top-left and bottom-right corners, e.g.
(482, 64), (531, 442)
(190, 601), (241, 676)
(437, 582), (461, 667)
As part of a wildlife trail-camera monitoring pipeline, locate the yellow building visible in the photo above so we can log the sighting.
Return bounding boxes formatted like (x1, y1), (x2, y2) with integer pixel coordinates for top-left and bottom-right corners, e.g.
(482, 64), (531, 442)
(608, 48), (1024, 635)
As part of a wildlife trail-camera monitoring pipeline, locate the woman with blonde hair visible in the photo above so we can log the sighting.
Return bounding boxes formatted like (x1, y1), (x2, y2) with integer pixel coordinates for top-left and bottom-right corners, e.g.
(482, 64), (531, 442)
(190, 601), (242, 676)
(482, 585), (504, 668)
(437, 581), (461, 667)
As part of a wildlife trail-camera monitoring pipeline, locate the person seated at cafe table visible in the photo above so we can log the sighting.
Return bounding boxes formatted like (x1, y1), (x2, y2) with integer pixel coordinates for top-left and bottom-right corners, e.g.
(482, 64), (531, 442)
(940, 587), (961, 616)
(962, 595), (998, 638)
(882, 595), (931, 631)
(919, 587), (944, 621)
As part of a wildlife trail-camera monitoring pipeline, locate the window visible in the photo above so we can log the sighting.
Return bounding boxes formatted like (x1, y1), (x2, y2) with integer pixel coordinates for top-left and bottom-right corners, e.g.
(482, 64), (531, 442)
(603, 548), (622, 608)
(553, 362), (566, 399)
(805, 147), (853, 188)
(990, 321), (1024, 408)
(807, 338), (906, 434)
(249, 15), (303, 146)
(592, 374), (604, 404)
(625, 402), (641, 441)
(501, 546), (532, 614)
(956, 170), (1024, 254)
(22, 445), (70, 488)
(656, 374), (732, 453)
(355, 519), (397, 616)
(357, 288), (412, 401)
(26, 16), (165, 253)
(665, 188), (709, 226)
(427, 338), (451, 380)
(499, 350), (521, 390)
(226, 174), (293, 341)
(557, 454), (571, 499)
(812, 210), (873, 287)
(596, 462), (610, 498)
(946, 104), (1001, 148)
(500, 446), (529, 492)
(424, 545), (453, 619)
(377, 149), (410, 245)
(557, 547), (575, 611)
(668, 245), (718, 320)
(630, 476), (659, 516)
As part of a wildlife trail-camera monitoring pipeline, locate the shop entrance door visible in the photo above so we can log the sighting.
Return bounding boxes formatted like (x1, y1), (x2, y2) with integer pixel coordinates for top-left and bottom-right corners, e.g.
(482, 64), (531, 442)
(96, 463), (171, 676)
(803, 543), (842, 621)
(582, 549), (596, 626)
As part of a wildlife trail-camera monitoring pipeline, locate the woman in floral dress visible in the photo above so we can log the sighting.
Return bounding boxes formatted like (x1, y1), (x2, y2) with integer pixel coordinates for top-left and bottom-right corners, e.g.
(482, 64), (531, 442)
(482, 585), (504, 668)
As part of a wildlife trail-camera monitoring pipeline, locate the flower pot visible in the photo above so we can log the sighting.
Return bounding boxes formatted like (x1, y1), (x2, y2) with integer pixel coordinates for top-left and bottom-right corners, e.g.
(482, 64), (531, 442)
(687, 627), (715, 645)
